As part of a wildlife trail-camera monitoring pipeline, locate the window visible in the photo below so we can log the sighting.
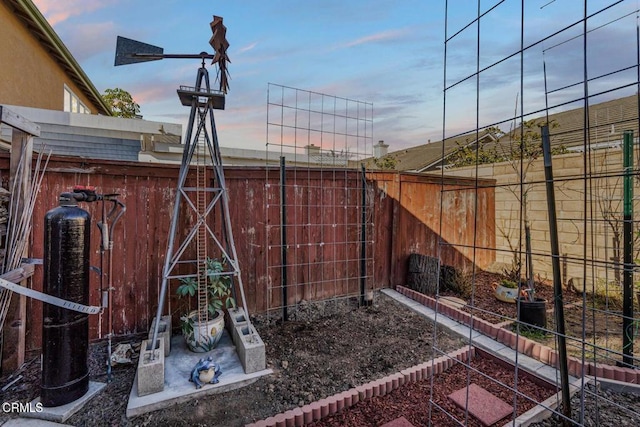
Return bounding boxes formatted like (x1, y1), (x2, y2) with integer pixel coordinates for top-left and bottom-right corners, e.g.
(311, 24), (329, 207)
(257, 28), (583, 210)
(63, 85), (90, 114)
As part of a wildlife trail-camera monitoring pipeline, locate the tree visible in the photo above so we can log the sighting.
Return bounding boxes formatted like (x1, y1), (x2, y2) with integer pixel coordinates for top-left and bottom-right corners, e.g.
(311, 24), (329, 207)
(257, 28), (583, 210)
(102, 88), (141, 118)
(450, 119), (566, 281)
(373, 154), (398, 170)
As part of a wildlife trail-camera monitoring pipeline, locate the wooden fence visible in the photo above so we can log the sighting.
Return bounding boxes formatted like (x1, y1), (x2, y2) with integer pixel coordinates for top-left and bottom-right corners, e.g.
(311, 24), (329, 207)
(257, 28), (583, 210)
(0, 155), (495, 352)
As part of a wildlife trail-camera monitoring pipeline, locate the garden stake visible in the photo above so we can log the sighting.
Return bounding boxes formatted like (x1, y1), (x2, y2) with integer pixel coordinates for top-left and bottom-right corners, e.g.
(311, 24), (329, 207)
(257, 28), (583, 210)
(360, 164), (367, 306)
(541, 125), (571, 423)
(525, 225), (534, 302)
(622, 130), (634, 366)
(280, 156), (288, 321)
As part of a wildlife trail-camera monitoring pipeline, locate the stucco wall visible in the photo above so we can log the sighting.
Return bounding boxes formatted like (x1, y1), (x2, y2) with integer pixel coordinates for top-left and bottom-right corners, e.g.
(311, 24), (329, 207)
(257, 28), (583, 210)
(0, 2), (98, 113)
(445, 148), (635, 291)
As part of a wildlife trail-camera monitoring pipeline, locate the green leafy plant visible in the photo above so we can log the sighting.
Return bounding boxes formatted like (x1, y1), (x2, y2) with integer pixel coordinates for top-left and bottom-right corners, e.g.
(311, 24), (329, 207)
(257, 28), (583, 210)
(511, 323), (547, 339)
(373, 154), (398, 170)
(443, 265), (473, 299)
(500, 279), (519, 289)
(176, 258), (236, 336)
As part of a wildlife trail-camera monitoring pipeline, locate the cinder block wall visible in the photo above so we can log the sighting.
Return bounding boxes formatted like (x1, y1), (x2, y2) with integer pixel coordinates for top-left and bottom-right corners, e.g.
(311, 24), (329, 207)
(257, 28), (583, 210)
(446, 148), (635, 291)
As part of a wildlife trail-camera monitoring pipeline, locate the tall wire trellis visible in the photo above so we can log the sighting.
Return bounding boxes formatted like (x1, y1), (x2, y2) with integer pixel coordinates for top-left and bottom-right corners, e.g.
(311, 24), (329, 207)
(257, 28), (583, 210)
(264, 83), (375, 320)
(433, 1), (640, 425)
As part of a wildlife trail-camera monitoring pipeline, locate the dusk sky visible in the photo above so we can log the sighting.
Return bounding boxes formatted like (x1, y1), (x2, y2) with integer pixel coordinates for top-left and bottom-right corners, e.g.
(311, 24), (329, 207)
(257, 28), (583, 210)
(31, 1), (640, 153)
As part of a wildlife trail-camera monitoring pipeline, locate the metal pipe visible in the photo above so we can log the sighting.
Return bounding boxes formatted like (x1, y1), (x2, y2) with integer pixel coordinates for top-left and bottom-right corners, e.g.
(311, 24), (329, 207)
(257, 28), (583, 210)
(541, 125), (571, 421)
(280, 156), (288, 321)
(622, 130), (634, 366)
(106, 198), (125, 381)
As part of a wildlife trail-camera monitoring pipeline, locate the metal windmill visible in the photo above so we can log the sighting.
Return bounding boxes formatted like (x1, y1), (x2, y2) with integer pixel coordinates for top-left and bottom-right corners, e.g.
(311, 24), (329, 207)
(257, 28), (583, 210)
(115, 16), (249, 354)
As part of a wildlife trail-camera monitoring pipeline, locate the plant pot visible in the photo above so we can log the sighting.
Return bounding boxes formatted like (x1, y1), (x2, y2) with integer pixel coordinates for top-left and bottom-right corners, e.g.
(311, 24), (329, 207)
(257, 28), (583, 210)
(517, 298), (547, 330)
(493, 283), (518, 303)
(183, 309), (225, 353)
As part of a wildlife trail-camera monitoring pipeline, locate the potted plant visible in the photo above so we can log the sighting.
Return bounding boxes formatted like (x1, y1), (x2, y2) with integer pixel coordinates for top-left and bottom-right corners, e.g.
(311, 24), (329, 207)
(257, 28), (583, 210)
(516, 226), (547, 330)
(176, 258), (236, 352)
(493, 278), (519, 303)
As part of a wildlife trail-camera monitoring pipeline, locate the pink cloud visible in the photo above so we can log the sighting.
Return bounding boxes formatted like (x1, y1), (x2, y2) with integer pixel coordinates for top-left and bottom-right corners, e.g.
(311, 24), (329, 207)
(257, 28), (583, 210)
(132, 85), (170, 104)
(341, 28), (412, 48)
(238, 42), (258, 54)
(64, 21), (116, 60)
(32, 0), (110, 25)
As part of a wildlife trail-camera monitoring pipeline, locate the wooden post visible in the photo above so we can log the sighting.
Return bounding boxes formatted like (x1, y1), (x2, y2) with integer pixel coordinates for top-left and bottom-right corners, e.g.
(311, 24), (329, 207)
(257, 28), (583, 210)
(0, 106), (38, 374)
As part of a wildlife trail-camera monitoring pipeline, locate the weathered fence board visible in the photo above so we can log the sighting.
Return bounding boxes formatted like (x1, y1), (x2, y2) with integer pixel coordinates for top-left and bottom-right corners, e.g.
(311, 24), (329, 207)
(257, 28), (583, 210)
(0, 155), (494, 351)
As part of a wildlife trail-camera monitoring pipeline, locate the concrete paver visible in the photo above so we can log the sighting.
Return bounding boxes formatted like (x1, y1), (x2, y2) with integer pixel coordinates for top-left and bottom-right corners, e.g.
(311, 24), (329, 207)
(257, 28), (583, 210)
(379, 416), (415, 427)
(3, 418), (70, 426)
(448, 383), (513, 426)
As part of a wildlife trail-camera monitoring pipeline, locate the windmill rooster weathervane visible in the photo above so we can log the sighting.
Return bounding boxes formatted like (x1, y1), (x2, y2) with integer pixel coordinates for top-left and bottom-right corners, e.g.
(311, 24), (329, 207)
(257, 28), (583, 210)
(209, 15), (230, 94)
(115, 15), (230, 93)
(115, 16), (253, 369)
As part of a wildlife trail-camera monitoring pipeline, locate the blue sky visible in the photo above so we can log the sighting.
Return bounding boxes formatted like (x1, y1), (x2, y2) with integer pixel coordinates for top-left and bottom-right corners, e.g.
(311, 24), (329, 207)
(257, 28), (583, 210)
(31, 1), (640, 152)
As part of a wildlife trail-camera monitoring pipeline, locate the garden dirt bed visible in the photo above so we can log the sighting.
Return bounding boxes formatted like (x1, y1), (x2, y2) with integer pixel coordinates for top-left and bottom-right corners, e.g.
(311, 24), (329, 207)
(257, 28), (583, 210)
(0, 291), (464, 427)
(440, 271), (582, 325)
(521, 303), (628, 365)
(308, 349), (556, 427)
(439, 270), (637, 366)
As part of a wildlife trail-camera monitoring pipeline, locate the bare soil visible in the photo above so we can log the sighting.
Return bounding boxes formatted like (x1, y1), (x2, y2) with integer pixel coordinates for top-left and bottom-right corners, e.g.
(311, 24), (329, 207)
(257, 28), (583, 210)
(0, 292), (464, 427)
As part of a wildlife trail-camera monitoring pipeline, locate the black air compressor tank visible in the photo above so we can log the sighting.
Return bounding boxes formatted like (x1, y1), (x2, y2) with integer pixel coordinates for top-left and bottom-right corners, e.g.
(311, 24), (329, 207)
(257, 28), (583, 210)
(41, 205), (91, 407)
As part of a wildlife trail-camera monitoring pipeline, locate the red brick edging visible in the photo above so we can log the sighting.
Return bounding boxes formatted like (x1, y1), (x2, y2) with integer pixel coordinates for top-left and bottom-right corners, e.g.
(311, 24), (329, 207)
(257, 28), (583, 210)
(396, 286), (640, 385)
(245, 345), (475, 427)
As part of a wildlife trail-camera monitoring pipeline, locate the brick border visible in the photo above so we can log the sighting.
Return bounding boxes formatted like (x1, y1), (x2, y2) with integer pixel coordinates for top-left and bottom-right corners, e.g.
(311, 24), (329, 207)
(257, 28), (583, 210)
(245, 346), (475, 427)
(396, 286), (640, 385)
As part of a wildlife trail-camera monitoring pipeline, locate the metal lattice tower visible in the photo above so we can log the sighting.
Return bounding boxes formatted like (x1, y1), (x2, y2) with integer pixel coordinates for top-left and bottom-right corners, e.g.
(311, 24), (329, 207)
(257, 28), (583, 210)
(147, 61), (251, 353)
(157, 61), (247, 321)
(114, 16), (251, 352)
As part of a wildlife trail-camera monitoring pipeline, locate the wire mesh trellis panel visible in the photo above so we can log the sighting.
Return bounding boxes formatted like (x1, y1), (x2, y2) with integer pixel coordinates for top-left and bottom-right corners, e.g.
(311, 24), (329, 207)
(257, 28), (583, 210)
(434, 1), (640, 426)
(264, 83), (375, 320)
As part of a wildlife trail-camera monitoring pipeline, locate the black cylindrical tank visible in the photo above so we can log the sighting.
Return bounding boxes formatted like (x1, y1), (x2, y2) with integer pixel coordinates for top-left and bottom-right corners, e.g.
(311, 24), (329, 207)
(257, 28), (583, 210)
(41, 203), (91, 407)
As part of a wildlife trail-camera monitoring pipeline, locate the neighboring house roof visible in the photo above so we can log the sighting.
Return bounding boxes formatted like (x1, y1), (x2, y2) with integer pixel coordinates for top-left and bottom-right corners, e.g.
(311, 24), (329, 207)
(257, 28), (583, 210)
(2, 105), (179, 161)
(376, 94), (639, 172)
(5, 0), (111, 116)
(544, 94), (639, 148)
(362, 130), (496, 172)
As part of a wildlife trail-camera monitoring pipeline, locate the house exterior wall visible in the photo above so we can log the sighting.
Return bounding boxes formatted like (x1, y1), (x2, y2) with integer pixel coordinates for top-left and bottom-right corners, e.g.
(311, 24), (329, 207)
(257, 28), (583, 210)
(0, 1), (99, 113)
(2, 104), (182, 161)
(445, 148), (635, 292)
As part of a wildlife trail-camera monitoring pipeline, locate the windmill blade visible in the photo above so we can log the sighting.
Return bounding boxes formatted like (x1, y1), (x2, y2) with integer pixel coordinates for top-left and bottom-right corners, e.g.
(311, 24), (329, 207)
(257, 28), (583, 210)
(115, 36), (164, 66)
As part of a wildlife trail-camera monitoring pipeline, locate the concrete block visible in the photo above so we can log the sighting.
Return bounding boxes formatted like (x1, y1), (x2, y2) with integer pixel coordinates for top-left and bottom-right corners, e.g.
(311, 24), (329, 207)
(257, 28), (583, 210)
(136, 338), (164, 397)
(235, 323), (266, 374)
(228, 307), (249, 346)
(149, 315), (171, 357)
